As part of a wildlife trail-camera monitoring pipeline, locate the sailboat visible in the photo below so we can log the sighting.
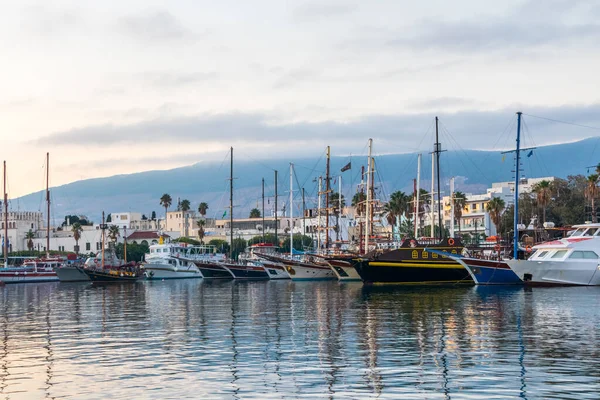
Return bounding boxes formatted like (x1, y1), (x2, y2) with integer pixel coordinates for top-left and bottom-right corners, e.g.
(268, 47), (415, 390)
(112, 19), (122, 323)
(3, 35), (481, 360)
(0, 157), (60, 283)
(353, 121), (471, 285)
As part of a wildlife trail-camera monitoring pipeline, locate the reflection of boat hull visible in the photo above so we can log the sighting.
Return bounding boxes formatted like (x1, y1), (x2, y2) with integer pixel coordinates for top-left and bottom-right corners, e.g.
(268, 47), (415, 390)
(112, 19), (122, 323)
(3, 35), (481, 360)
(84, 269), (141, 282)
(0, 269), (58, 283)
(56, 266), (90, 282)
(506, 259), (600, 286)
(144, 263), (203, 280)
(459, 258), (522, 285)
(193, 262), (233, 279)
(327, 259), (361, 281)
(223, 263), (270, 280)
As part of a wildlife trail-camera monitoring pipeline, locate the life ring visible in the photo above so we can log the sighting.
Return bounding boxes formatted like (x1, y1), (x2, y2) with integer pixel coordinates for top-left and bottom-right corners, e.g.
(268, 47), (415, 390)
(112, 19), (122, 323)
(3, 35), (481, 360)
(525, 245), (532, 253)
(409, 240), (417, 248)
(494, 244), (501, 251)
(448, 238), (455, 246)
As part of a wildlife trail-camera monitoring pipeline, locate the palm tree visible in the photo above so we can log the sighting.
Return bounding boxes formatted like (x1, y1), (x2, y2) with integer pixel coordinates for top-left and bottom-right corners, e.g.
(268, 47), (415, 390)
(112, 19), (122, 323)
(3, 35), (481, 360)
(108, 225), (120, 243)
(25, 230), (35, 255)
(384, 191), (411, 226)
(249, 208), (261, 218)
(532, 180), (552, 224)
(198, 202), (209, 217)
(486, 197), (506, 238)
(72, 222), (83, 254)
(453, 191), (467, 234)
(180, 199), (191, 213)
(197, 220), (206, 244)
(160, 193), (172, 229)
(352, 192), (366, 216)
(585, 174), (599, 223)
(328, 192), (346, 214)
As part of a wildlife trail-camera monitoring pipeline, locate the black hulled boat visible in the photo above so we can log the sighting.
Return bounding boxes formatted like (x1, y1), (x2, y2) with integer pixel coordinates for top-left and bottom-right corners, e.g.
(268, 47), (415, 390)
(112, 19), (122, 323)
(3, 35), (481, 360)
(83, 263), (143, 282)
(192, 261), (234, 279)
(222, 262), (270, 280)
(354, 238), (472, 285)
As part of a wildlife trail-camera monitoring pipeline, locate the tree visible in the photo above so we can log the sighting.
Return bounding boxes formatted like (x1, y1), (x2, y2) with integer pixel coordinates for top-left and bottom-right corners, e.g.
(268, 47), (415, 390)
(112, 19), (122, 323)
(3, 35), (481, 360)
(247, 233), (279, 246)
(532, 180), (552, 224)
(486, 197), (506, 238)
(249, 208), (261, 218)
(453, 191), (467, 234)
(352, 192), (366, 215)
(151, 211), (157, 221)
(173, 237), (201, 245)
(180, 199), (191, 212)
(231, 238), (247, 260)
(281, 234), (313, 253)
(198, 202), (209, 217)
(25, 230), (34, 254)
(71, 222), (83, 255)
(196, 219), (206, 244)
(106, 214), (112, 223)
(160, 194), (172, 228)
(108, 225), (120, 242)
(328, 192), (346, 213)
(141, 214), (148, 220)
(115, 242), (148, 263)
(208, 239), (229, 254)
(585, 174), (599, 223)
(384, 191), (411, 226)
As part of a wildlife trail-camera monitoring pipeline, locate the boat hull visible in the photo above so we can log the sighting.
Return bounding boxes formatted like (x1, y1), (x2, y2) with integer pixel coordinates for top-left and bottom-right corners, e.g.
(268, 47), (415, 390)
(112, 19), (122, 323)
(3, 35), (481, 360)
(506, 259), (600, 286)
(257, 261), (290, 279)
(284, 264), (336, 281)
(84, 269), (142, 282)
(458, 258), (522, 285)
(0, 269), (58, 283)
(56, 266), (90, 282)
(144, 263), (203, 280)
(327, 259), (362, 281)
(193, 262), (233, 279)
(223, 264), (270, 280)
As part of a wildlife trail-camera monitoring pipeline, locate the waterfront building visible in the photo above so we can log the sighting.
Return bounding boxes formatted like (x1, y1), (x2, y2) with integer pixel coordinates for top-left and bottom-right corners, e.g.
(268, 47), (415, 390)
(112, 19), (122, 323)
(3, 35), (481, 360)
(0, 211), (43, 253)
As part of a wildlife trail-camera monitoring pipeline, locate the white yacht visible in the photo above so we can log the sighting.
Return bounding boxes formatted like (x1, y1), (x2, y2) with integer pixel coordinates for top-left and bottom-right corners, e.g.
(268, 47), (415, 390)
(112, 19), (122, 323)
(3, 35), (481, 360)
(144, 243), (225, 280)
(238, 243), (290, 280)
(507, 223), (600, 286)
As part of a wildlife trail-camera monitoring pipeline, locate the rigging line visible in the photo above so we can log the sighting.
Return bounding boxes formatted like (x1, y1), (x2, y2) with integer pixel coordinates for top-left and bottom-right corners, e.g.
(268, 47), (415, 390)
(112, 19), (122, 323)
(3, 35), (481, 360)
(491, 115), (518, 152)
(522, 113), (600, 131)
(521, 117), (551, 177)
(439, 122), (490, 182)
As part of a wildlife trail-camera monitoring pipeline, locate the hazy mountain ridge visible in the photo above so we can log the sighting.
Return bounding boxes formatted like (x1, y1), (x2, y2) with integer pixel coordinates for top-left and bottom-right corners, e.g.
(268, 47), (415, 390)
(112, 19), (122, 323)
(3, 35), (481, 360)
(13, 137), (600, 223)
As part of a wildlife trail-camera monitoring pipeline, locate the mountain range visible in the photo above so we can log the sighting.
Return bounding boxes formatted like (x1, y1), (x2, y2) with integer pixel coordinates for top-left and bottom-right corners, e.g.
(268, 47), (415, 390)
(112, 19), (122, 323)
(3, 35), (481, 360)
(12, 137), (600, 224)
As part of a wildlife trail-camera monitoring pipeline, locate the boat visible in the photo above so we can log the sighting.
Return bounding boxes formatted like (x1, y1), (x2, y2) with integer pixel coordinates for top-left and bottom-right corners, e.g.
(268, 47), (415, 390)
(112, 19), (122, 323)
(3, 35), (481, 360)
(506, 223), (600, 286)
(191, 261), (234, 279)
(143, 243), (225, 280)
(0, 257), (61, 284)
(256, 252), (336, 281)
(56, 258), (90, 282)
(325, 256), (362, 281)
(83, 263), (143, 282)
(238, 243), (290, 279)
(221, 262), (270, 280)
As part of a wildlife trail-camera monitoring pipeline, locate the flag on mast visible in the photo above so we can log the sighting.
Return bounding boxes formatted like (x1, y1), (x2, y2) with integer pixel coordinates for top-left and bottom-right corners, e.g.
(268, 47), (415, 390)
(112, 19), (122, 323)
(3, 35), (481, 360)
(341, 162), (351, 172)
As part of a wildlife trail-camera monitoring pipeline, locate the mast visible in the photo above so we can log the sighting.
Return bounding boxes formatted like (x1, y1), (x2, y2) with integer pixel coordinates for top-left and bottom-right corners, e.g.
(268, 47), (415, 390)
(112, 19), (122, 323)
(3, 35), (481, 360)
(3, 161), (7, 268)
(325, 146), (331, 248)
(274, 170), (278, 246)
(514, 112), (522, 259)
(101, 211), (106, 268)
(337, 174), (342, 243)
(123, 226), (127, 264)
(262, 178), (265, 243)
(229, 147), (233, 260)
(302, 188), (307, 246)
(46, 152), (50, 258)
(365, 139), (372, 253)
(435, 117), (443, 241)
(430, 153), (435, 240)
(289, 163), (293, 257)
(415, 153), (421, 238)
(450, 177), (455, 238)
(317, 176), (322, 249)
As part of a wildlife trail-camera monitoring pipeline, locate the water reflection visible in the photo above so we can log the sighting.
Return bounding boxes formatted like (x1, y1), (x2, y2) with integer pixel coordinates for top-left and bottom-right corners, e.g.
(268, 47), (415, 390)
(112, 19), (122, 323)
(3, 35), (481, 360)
(0, 282), (597, 398)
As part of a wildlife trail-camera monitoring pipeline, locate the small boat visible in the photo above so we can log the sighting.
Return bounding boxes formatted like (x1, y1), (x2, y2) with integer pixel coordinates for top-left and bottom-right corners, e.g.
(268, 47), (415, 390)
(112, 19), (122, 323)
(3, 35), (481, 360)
(192, 261), (234, 279)
(323, 255), (361, 282)
(0, 257), (61, 284)
(144, 243), (225, 280)
(83, 263), (143, 282)
(238, 243), (290, 280)
(221, 262), (270, 280)
(506, 223), (600, 286)
(257, 253), (336, 281)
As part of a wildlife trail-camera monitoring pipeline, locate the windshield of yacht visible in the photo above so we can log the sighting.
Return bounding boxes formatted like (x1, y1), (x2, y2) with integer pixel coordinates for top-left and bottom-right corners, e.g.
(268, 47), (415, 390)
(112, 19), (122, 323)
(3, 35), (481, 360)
(550, 250), (569, 259)
(570, 228), (587, 237)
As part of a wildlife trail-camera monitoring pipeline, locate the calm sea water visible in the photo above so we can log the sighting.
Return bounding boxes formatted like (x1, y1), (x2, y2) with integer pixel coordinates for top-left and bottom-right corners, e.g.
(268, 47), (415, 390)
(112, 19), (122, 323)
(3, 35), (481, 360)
(0, 281), (598, 399)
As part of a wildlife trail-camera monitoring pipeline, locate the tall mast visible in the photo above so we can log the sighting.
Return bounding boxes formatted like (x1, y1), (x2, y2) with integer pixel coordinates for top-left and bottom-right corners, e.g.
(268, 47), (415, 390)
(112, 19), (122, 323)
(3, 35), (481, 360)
(450, 177), (455, 238)
(3, 161), (7, 267)
(46, 152), (50, 257)
(430, 153), (435, 239)
(514, 112), (522, 259)
(415, 154), (421, 238)
(325, 146), (331, 248)
(302, 188), (308, 245)
(317, 176), (322, 249)
(101, 211), (106, 268)
(365, 139), (372, 253)
(262, 178), (265, 243)
(370, 157), (375, 238)
(123, 226), (128, 264)
(229, 147), (233, 260)
(274, 170), (278, 246)
(435, 117), (443, 241)
(289, 163), (293, 257)
(337, 174), (342, 242)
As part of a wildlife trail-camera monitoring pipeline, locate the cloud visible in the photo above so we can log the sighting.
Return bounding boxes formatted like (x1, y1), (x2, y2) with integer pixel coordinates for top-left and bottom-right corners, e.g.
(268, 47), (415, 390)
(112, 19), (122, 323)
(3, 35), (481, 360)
(35, 104), (600, 157)
(116, 10), (196, 42)
(293, 2), (356, 22)
(24, 5), (81, 35)
(142, 71), (218, 88)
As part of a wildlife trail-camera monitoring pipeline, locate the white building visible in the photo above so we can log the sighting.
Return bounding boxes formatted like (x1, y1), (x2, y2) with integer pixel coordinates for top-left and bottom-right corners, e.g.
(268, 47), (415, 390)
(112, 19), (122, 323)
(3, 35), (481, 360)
(0, 211), (43, 253)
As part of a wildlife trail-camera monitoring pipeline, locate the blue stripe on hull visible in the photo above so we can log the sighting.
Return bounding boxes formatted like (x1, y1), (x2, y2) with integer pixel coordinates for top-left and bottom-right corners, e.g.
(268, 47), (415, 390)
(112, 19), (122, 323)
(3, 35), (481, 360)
(470, 265), (522, 285)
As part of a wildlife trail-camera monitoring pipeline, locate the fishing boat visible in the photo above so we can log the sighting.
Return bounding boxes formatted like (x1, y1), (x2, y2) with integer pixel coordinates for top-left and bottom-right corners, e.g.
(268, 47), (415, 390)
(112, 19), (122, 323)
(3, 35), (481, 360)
(144, 243), (225, 280)
(0, 257), (61, 284)
(506, 223), (600, 286)
(56, 258), (90, 282)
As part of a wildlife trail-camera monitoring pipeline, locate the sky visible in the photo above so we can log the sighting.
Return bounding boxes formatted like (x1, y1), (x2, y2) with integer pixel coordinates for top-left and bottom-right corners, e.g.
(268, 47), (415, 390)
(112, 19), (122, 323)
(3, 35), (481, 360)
(1, 0), (599, 197)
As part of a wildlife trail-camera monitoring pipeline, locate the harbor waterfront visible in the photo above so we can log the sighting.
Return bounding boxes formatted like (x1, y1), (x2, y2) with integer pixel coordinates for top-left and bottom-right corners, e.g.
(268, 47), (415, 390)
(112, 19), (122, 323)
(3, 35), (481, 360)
(0, 280), (598, 399)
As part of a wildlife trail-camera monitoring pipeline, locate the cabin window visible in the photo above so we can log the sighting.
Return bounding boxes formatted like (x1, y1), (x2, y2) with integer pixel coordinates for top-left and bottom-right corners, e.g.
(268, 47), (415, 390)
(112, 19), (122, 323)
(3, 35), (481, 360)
(534, 250), (549, 258)
(569, 251), (598, 259)
(571, 228), (586, 236)
(582, 229), (595, 236)
(551, 250), (568, 259)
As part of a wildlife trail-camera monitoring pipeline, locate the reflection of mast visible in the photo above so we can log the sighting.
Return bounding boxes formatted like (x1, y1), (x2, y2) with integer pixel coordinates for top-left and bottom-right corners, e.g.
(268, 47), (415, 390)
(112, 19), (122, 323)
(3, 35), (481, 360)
(46, 153), (50, 258)
(44, 299), (54, 398)
(229, 285), (239, 397)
